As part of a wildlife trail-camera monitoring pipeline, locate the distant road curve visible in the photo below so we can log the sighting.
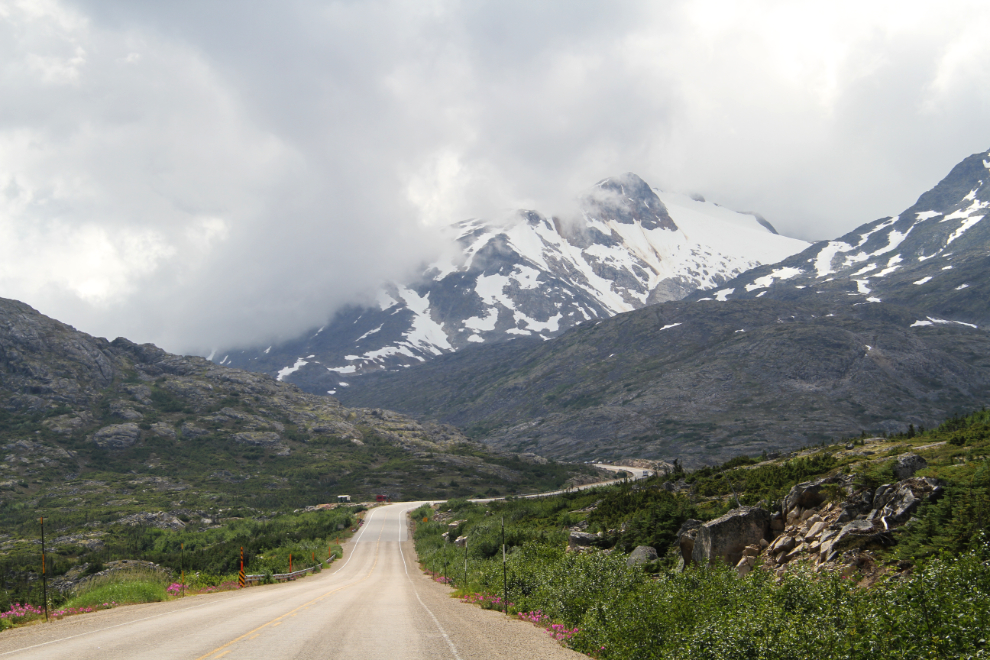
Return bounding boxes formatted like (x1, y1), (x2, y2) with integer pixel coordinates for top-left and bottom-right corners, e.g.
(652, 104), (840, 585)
(466, 462), (651, 504)
(0, 503), (584, 660)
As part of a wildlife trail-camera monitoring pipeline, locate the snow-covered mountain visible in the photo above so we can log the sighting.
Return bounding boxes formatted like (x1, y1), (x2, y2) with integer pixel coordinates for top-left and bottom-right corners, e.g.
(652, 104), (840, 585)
(217, 173), (808, 394)
(699, 149), (990, 329)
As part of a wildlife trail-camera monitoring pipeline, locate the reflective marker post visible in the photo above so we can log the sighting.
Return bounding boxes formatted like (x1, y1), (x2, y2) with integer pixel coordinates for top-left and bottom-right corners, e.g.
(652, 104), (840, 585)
(238, 547), (246, 588)
(40, 517), (48, 622)
(501, 516), (507, 615)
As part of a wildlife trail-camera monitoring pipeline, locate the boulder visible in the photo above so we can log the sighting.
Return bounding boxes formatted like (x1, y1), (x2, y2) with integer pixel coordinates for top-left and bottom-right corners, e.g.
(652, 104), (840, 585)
(838, 488), (874, 522)
(232, 431), (282, 447)
(91, 423), (141, 449)
(627, 545), (659, 567)
(769, 534), (795, 554)
(150, 422), (177, 439)
(109, 401), (143, 421)
(893, 453), (927, 480)
(691, 506), (771, 567)
(676, 519), (703, 563)
(782, 476), (839, 516)
(736, 555), (756, 577)
(805, 521), (826, 541)
(454, 535), (467, 547)
(819, 520), (878, 560)
(181, 422), (211, 439)
(770, 512), (785, 531)
(568, 531), (603, 550)
(869, 477), (943, 524)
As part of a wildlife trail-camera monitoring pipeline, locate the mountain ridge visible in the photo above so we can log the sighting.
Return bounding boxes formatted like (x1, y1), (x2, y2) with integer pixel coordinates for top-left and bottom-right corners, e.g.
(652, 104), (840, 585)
(217, 173), (808, 395)
(332, 148), (990, 465)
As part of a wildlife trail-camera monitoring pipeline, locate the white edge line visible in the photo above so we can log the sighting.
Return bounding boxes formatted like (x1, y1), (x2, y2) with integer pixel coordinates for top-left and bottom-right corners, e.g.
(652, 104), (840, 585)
(337, 507), (378, 570)
(0, 599), (217, 657)
(398, 505), (463, 660)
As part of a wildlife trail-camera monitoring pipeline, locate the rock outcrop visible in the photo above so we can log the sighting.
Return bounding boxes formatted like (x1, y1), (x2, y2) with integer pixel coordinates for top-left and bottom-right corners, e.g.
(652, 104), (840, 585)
(91, 423), (141, 449)
(893, 453), (928, 480)
(760, 472), (944, 576)
(676, 519), (703, 563)
(691, 506), (771, 567)
(627, 545), (659, 567)
(568, 531), (605, 550)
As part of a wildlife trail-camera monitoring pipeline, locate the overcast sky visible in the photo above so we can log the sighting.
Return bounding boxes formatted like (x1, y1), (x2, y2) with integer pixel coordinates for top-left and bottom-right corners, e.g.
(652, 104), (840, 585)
(2, 0), (989, 354)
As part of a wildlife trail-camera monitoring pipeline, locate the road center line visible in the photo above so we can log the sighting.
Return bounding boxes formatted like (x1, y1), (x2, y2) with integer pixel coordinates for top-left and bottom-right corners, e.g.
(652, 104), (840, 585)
(192, 507), (389, 660)
(1, 508), (387, 658)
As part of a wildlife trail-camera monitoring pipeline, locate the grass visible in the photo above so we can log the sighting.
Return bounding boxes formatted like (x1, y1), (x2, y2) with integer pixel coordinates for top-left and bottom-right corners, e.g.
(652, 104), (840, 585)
(64, 569), (169, 608)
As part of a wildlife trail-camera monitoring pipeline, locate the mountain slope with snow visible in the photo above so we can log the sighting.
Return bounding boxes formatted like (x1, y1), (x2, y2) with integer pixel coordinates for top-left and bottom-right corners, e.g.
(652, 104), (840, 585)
(220, 174), (808, 394)
(331, 148), (990, 465)
(697, 149), (990, 330)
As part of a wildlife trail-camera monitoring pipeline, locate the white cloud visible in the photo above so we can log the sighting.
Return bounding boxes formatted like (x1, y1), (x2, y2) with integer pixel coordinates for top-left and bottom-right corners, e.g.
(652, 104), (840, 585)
(1, 0), (989, 353)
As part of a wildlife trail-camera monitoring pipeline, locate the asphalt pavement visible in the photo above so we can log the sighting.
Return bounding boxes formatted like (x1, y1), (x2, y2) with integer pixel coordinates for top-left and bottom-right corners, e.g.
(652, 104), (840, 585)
(0, 503), (584, 660)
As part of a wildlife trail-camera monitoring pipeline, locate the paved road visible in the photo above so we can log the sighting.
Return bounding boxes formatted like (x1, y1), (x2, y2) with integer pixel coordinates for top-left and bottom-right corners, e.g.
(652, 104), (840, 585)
(0, 503), (584, 660)
(592, 464), (652, 480)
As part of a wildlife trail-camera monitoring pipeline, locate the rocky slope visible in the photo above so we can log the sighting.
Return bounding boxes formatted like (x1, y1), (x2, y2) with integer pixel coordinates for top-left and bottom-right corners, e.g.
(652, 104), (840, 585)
(218, 174), (807, 394)
(334, 149), (990, 465)
(0, 297), (595, 521)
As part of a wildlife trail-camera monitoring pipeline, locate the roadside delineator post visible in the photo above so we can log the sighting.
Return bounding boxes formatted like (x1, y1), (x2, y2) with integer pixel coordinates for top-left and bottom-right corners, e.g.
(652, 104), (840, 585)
(289, 553), (293, 575)
(238, 547), (245, 588)
(181, 542), (185, 597)
(40, 517), (48, 622)
(501, 516), (507, 615)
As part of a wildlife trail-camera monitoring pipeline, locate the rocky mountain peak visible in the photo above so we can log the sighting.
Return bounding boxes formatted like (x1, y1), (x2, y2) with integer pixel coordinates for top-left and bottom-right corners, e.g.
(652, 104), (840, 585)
(585, 172), (677, 231)
(217, 173), (808, 395)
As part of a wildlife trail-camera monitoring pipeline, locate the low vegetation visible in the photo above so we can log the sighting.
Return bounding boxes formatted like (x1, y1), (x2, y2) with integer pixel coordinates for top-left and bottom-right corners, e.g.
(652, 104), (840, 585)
(0, 506), (358, 618)
(412, 409), (990, 659)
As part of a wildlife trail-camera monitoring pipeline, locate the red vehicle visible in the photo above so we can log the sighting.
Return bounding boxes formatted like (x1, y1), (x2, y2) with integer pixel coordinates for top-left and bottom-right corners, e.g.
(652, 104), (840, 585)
(375, 494), (389, 503)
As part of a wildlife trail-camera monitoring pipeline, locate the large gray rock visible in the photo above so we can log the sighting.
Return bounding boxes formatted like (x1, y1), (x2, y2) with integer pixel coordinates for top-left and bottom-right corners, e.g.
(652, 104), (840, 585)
(627, 545), (659, 567)
(819, 520), (877, 560)
(870, 477), (943, 524)
(893, 453), (927, 480)
(91, 423), (140, 449)
(568, 531), (603, 550)
(691, 507), (771, 567)
(232, 431), (282, 446)
(676, 519), (703, 563)
(782, 476), (840, 516)
(181, 422), (210, 439)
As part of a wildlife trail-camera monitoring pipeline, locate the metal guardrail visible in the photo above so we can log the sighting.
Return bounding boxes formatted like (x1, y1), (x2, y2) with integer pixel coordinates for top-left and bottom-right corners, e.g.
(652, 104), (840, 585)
(243, 557), (337, 584)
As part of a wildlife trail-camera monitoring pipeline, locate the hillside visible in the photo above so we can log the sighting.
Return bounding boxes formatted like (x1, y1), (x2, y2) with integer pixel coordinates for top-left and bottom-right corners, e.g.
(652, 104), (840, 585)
(336, 297), (990, 465)
(0, 296), (596, 558)
(335, 149), (990, 465)
(410, 409), (990, 659)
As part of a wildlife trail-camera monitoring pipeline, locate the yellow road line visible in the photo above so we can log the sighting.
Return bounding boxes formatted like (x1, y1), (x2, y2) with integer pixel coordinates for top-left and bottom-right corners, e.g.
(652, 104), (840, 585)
(193, 510), (389, 660)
